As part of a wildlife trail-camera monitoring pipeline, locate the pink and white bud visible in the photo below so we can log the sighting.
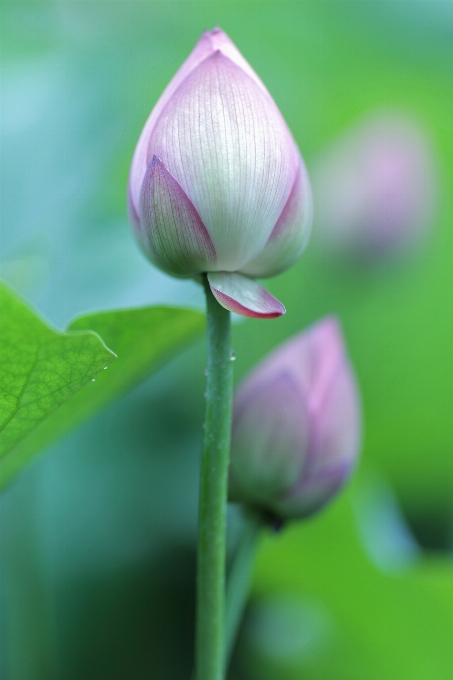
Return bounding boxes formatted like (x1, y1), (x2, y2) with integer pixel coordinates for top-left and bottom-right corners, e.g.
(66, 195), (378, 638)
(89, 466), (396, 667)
(229, 318), (361, 520)
(128, 28), (312, 318)
(312, 112), (437, 260)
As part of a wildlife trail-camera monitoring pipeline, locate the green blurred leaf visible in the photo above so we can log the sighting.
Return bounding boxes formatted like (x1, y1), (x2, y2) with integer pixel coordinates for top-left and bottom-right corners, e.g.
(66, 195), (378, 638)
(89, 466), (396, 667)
(249, 489), (453, 680)
(0, 282), (205, 490)
(0, 282), (116, 489)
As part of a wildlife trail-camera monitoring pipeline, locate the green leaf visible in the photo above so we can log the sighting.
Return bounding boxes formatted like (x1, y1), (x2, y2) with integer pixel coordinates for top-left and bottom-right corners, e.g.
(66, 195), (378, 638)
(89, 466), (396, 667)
(66, 302), (205, 422)
(249, 487), (453, 680)
(0, 282), (116, 488)
(0, 282), (205, 490)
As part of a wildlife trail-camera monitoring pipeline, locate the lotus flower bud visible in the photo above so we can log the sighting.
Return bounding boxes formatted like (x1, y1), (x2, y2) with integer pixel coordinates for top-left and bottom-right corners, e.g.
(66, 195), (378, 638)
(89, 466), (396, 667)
(128, 28), (312, 318)
(312, 112), (436, 260)
(229, 318), (361, 520)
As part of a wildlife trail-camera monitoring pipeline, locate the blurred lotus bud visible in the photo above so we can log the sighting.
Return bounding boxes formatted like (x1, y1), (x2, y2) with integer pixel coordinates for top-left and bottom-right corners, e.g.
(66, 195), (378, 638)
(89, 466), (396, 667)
(229, 318), (361, 520)
(312, 112), (437, 260)
(128, 28), (312, 318)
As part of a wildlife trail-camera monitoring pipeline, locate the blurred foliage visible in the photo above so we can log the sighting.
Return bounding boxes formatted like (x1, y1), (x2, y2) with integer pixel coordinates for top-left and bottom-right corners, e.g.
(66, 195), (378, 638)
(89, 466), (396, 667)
(0, 1), (452, 679)
(245, 484), (453, 680)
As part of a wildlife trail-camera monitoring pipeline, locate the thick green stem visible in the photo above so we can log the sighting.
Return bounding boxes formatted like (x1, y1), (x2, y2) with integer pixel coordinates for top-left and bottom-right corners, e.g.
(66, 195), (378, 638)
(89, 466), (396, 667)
(195, 275), (233, 680)
(225, 512), (263, 671)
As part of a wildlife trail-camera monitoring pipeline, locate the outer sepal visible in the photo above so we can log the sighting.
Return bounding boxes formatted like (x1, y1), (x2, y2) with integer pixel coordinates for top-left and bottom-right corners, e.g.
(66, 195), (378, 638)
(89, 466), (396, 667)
(207, 272), (285, 318)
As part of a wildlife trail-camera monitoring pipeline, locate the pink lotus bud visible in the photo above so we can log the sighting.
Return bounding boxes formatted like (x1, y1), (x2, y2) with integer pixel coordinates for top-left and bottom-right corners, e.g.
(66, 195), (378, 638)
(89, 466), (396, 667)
(128, 28), (312, 318)
(312, 112), (437, 259)
(229, 318), (361, 520)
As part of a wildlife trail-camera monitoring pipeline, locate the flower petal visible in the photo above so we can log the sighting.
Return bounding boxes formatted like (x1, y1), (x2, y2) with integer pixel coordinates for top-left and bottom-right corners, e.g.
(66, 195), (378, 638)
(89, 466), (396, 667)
(240, 157), (313, 278)
(275, 462), (351, 519)
(128, 28), (279, 225)
(229, 372), (309, 507)
(139, 156), (216, 277)
(148, 52), (298, 271)
(207, 272), (285, 318)
(128, 32), (219, 220)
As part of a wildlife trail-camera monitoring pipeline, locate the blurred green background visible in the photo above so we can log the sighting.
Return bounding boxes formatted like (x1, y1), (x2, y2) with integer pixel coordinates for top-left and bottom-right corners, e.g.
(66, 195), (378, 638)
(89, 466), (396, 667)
(0, 1), (452, 679)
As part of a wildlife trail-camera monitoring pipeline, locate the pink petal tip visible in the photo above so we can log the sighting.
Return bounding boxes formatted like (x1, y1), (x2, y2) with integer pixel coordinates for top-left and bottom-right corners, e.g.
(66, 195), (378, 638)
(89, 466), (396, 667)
(207, 272), (285, 319)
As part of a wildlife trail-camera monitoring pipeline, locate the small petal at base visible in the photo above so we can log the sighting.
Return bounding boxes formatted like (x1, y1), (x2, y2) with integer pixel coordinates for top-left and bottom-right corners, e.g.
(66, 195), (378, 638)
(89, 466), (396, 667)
(207, 272), (285, 318)
(139, 156), (216, 277)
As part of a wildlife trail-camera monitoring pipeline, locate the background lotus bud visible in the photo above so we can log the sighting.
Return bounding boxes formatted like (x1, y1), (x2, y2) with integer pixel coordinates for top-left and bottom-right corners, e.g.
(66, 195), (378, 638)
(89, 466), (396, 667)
(312, 111), (437, 260)
(229, 318), (361, 520)
(128, 28), (312, 318)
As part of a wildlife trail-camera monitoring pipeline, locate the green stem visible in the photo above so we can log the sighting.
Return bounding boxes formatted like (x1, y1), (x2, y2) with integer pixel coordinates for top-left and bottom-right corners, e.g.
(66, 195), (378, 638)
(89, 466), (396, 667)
(225, 512), (263, 671)
(195, 275), (233, 680)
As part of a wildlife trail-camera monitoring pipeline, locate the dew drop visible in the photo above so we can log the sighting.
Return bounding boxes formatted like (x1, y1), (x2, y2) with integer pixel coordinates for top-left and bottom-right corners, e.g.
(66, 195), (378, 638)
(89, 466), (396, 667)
(230, 350), (236, 362)
(103, 366), (108, 370)
(91, 378), (96, 382)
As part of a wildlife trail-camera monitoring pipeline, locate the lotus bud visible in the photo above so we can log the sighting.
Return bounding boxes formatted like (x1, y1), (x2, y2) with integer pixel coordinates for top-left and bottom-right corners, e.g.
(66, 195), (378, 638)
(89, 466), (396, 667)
(128, 28), (312, 318)
(229, 317), (361, 520)
(312, 112), (436, 260)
